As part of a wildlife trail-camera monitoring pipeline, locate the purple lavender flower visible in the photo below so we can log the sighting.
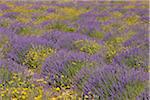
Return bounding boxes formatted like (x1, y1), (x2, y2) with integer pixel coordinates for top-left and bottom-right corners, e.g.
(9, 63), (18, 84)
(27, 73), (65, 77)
(0, 4), (10, 10)
(82, 64), (148, 99)
(113, 46), (148, 70)
(42, 30), (90, 50)
(7, 35), (54, 65)
(47, 8), (55, 13)
(42, 49), (91, 87)
(3, 12), (20, 19)
(42, 49), (89, 75)
(0, 1), (149, 99)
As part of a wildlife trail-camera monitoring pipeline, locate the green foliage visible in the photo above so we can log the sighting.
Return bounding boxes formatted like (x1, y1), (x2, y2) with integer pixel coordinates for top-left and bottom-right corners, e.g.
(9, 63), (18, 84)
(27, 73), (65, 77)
(0, 36), (8, 49)
(0, 67), (12, 82)
(18, 26), (44, 36)
(0, 20), (10, 28)
(119, 81), (145, 100)
(74, 40), (101, 55)
(60, 61), (86, 86)
(75, 71), (91, 92)
(122, 56), (144, 68)
(97, 16), (110, 23)
(64, 61), (85, 78)
(75, 63), (96, 92)
(90, 73), (119, 99)
(45, 22), (76, 32)
(49, 61), (86, 90)
(49, 61), (95, 92)
(0, 35), (10, 58)
(89, 30), (104, 39)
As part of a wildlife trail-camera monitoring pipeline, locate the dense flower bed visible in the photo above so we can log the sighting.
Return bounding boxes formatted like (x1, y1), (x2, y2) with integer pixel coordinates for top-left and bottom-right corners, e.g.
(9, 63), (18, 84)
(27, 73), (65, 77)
(0, 1), (149, 99)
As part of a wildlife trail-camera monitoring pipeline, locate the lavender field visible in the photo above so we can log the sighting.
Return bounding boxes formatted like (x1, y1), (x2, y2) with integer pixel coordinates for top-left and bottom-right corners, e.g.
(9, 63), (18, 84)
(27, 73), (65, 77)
(0, 0), (149, 99)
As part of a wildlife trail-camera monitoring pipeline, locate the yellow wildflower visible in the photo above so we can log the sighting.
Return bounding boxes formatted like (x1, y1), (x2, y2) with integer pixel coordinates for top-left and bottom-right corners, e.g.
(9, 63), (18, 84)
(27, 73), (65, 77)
(55, 87), (61, 91)
(1, 93), (4, 97)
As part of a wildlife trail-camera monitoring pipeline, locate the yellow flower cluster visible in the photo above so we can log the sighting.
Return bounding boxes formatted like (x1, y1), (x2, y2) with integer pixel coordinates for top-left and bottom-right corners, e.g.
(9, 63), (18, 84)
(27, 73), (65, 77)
(98, 16), (110, 23)
(124, 14), (140, 25)
(104, 37), (125, 62)
(74, 40), (101, 55)
(111, 11), (123, 18)
(0, 86), (44, 100)
(0, 13), (3, 17)
(36, 78), (47, 84)
(23, 46), (54, 69)
(0, 35), (8, 49)
(16, 17), (31, 24)
(1, 1), (88, 25)
(51, 90), (80, 100)
(41, 7), (89, 23)
(124, 5), (135, 9)
(0, 71), (44, 100)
